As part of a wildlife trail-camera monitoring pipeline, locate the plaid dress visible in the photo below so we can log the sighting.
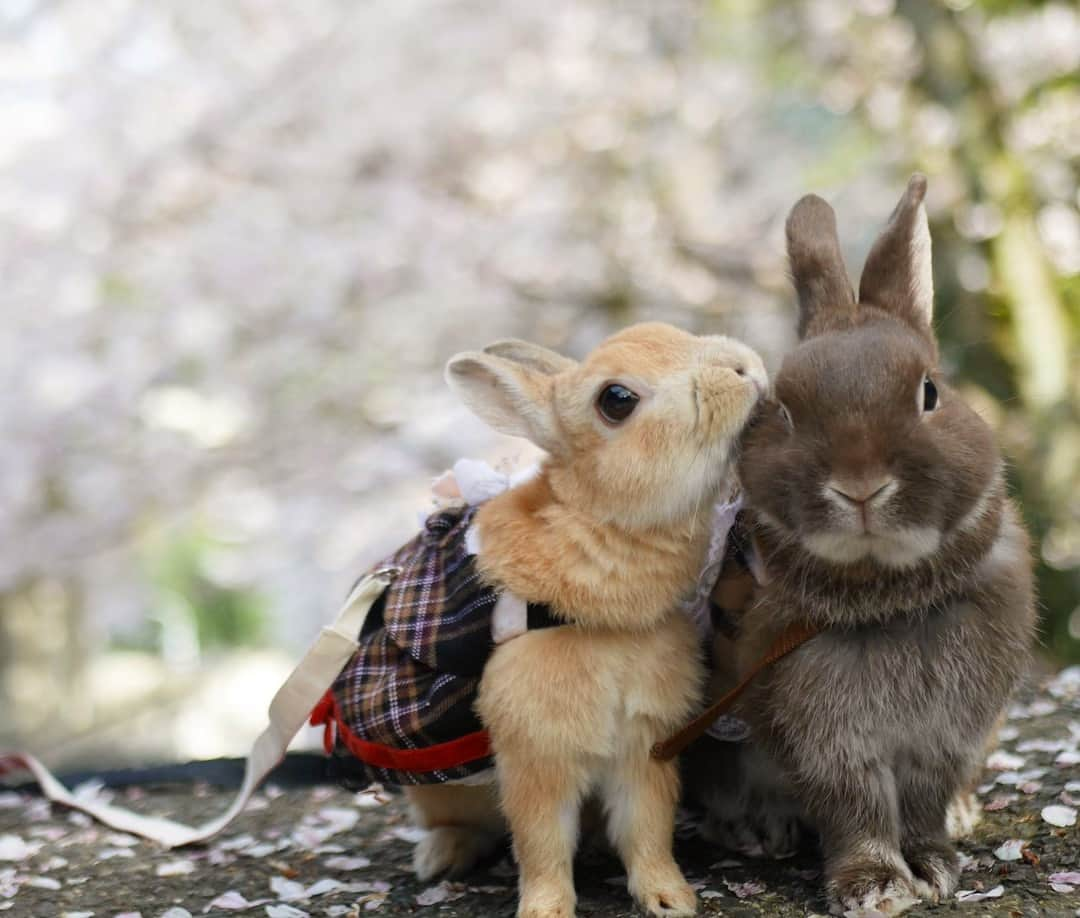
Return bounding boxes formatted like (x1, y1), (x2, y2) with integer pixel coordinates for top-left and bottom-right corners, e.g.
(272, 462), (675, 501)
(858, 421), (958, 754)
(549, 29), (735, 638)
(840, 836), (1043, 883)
(310, 504), (561, 785)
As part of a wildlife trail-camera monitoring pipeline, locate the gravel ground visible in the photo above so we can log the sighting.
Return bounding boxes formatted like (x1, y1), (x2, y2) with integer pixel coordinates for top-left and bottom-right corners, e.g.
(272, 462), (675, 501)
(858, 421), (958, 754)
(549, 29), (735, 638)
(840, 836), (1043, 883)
(2, 668), (1079, 918)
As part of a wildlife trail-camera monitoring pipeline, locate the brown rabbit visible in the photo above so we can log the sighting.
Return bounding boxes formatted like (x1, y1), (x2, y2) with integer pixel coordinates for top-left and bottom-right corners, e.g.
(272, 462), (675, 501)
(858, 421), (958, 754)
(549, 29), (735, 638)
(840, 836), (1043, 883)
(709, 176), (1036, 914)
(406, 323), (767, 917)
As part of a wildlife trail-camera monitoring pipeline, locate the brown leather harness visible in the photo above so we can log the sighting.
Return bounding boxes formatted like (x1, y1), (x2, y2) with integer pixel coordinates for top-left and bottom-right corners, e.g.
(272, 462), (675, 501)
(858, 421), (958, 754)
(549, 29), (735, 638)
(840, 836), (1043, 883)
(650, 620), (821, 762)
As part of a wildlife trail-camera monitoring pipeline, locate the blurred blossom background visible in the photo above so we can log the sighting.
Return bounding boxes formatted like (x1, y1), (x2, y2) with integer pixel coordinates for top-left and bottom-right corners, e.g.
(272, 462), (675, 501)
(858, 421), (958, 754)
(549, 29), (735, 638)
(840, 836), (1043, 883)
(1, 0), (1077, 770)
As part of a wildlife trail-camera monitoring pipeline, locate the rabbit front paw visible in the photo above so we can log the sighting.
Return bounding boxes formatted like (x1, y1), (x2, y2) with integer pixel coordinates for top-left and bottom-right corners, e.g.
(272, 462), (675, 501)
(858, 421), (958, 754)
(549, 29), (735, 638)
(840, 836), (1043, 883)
(629, 862), (698, 917)
(517, 883), (575, 918)
(945, 791), (982, 839)
(904, 839), (960, 901)
(701, 800), (803, 859)
(826, 853), (921, 916)
(413, 826), (498, 881)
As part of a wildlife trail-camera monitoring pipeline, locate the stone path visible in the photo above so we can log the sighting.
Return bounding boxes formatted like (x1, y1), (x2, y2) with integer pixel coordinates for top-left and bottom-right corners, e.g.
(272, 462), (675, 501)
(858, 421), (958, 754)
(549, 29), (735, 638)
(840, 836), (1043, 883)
(3, 668), (1079, 917)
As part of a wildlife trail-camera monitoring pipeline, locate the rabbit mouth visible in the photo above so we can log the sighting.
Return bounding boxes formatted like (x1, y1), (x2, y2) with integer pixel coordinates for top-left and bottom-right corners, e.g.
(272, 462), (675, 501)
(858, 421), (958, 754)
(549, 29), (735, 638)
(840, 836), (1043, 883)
(802, 526), (942, 568)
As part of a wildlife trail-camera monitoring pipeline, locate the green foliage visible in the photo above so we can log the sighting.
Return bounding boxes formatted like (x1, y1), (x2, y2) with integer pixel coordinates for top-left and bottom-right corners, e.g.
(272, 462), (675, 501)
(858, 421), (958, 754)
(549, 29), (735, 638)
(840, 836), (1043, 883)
(143, 525), (268, 657)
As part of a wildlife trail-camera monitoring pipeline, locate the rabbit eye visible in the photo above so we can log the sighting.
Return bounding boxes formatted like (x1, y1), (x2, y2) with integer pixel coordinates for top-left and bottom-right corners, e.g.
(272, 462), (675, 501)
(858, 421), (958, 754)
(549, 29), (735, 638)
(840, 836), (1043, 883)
(922, 376), (939, 413)
(596, 384), (639, 424)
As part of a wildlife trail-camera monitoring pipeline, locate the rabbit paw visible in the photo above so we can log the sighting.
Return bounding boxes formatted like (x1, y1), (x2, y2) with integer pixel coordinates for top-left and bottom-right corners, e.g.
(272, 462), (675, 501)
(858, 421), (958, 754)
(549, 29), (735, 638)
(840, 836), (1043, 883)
(826, 856), (921, 916)
(945, 792), (981, 839)
(701, 794), (803, 859)
(413, 826), (497, 881)
(517, 885), (575, 918)
(630, 863), (698, 917)
(904, 839), (960, 901)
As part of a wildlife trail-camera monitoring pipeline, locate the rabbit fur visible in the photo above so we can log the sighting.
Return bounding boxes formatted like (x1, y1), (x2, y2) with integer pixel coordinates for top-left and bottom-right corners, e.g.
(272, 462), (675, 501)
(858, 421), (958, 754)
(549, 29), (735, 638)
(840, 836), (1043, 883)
(407, 322), (767, 918)
(697, 176), (1037, 916)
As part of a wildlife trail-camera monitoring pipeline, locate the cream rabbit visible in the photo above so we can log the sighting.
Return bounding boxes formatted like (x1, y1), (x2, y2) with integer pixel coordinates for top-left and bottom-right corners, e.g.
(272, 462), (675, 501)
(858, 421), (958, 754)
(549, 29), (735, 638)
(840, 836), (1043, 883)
(405, 322), (767, 917)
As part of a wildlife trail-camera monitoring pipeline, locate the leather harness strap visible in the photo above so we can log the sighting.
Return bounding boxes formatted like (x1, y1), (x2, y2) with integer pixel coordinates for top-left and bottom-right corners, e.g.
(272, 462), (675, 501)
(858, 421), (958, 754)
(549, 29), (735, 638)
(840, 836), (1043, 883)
(650, 620), (821, 762)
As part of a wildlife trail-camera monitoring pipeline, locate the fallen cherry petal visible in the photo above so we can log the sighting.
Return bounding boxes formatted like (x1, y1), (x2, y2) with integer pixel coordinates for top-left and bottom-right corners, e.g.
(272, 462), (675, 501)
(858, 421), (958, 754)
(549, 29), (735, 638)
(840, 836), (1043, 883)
(324, 855), (371, 870)
(993, 839), (1026, 862)
(341, 880), (392, 895)
(415, 882), (466, 906)
(98, 848), (135, 860)
(217, 834), (257, 851)
(1049, 872), (1080, 886)
(0, 835), (38, 862)
(205, 891), (263, 911)
(995, 768), (1046, 787)
(956, 885), (1004, 902)
(723, 879), (765, 899)
(304, 878), (342, 897)
(985, 794), (1017, 811)
(265, 907), (310, 918)
(391, 826), (427, 844)
(155, 859), (196, 877)
(269, 876), (306, 901)
(159, 910), (194, 918)
(354, 787), (391, 808)
(986, 750), (1025, 770)
(1016, 738), (1070, 753)
(1041, 804), (1078, 827)
(316, 808), (359, 835)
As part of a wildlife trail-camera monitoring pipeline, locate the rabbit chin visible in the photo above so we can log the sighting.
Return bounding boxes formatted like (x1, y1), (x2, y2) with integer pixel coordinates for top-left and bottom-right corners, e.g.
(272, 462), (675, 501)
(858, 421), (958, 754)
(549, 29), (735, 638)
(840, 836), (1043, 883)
(801, 526), (942, 568)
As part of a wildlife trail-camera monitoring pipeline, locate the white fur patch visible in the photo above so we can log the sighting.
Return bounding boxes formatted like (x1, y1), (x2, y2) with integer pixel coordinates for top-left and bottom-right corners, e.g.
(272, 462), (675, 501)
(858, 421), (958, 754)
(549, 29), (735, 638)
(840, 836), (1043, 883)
(803, 526), (941, 567)
(980, 518), (1024, 576)
(955, 487), (992, 536)
(955, 466), (1001, 536)
(491, 592), (529, 644)
(559, 799), (580, 853)
(946, 793), (981, 839)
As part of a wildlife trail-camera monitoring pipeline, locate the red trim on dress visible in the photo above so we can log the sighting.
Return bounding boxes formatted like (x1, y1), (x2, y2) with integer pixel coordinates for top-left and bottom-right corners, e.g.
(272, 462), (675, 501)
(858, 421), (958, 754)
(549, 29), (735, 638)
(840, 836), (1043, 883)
(309, 691), (492, 774)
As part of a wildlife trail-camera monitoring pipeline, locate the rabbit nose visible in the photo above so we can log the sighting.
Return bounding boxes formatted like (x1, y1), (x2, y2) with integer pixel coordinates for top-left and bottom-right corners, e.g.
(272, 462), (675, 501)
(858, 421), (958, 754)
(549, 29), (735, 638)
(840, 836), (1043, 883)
(828, 475), (895, 506)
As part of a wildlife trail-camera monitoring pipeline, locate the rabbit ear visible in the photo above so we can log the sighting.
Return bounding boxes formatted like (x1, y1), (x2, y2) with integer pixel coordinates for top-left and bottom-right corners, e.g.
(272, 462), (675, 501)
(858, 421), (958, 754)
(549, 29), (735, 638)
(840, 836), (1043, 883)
(859, 174), (933, 328)
(445, 351), (562, 453)
(482, 339), (578, 376)
(786, 193), (857, 339)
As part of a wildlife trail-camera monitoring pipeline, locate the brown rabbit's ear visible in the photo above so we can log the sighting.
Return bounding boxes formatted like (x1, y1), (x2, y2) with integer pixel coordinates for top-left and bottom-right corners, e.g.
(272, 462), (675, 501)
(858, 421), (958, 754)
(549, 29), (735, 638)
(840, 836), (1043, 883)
(858, 174), (934, 328)
(785, 193), (857, 339)
(482, 339), (577, 376)
(445, 352), (562, 454)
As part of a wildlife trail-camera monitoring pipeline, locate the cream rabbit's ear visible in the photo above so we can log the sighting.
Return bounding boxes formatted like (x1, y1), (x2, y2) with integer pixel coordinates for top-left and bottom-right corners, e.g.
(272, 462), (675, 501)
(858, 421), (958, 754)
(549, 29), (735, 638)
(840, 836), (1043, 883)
(859, 173), (934, 328)
(482, 339), (578, 375)
(786, 193), (857, 339)
(445, 352), (562, 454)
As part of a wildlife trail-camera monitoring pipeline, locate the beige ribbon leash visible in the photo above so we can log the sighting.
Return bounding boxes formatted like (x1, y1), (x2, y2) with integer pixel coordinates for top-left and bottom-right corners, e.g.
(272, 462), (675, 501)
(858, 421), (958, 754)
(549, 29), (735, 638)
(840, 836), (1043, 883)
(0, 571), (393, 848)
